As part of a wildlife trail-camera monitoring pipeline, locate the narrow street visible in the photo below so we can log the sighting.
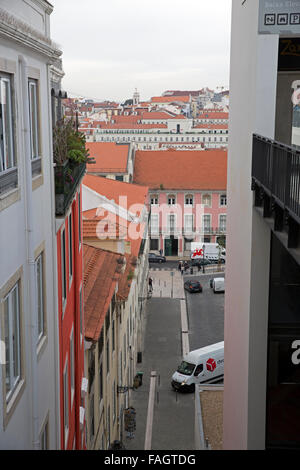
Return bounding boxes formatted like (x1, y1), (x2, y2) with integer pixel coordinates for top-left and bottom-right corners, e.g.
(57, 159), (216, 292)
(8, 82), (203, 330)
(125, 265), (225, 450)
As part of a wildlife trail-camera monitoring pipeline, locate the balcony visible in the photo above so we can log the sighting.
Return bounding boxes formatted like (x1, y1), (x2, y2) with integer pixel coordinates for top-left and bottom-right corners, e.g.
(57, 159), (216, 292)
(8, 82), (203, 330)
(252, 134), (300, 258)
(55, 160), (86, 216)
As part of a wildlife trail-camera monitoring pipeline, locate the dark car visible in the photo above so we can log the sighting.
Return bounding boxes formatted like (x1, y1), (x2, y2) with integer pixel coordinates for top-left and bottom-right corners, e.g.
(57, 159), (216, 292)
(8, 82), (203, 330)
(191, 258), (212, 267)
(184, 280), (203, 293)
(148, 253), (166, 264)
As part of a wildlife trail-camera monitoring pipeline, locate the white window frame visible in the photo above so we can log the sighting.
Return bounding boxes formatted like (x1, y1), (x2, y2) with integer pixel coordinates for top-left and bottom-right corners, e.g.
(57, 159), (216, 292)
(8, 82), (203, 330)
(68, 213), (73, 286)
(0, 74), (15, 173)
(35, 253), (45, 344)
(63, 358), (69, 444)
(184, 214), (194, 232)
(4, 282), (21, 403)
(150, 213), (159, 235)
(202, 193), (212, 208)
(28, 79), (39, 160)
(220, 194), (227, 207)
(185, 194), (194, 206)
(61, 227), (67, 312)
(202, 214), (211, 232)
(219, 214), (227, 232)
(70, 327), (75, 407)
(167, 194), (176, 206)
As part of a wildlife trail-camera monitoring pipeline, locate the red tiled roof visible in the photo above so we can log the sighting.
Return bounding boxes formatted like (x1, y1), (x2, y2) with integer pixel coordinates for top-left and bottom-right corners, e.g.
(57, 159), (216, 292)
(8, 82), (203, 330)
(198, 112), (229, 120)
(98, 122), (167, 130)
(151, 95), (190, 103)
(83, 245), (124, 341)
(83, 176), (149, 257)
(133, 149), (227, 190)
(83, 174), (149, 210)
(86, 142), (129, 173)
(83, 218), (127, 239)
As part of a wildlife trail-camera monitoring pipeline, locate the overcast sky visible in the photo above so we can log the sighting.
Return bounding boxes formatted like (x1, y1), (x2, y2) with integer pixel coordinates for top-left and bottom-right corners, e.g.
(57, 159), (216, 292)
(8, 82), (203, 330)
(49, 0), (232, 102)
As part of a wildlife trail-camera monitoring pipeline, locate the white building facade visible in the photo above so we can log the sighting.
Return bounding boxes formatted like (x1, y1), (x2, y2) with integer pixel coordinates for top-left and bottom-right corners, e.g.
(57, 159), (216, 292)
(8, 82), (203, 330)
(223, 0), (300, 450)
(0, 0), (61, 449)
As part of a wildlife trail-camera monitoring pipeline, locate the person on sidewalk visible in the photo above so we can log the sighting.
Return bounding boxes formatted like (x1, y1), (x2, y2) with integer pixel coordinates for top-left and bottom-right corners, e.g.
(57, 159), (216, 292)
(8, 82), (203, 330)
(148, 276), (153, 293)
(178, 261), (182, 271)
(181, 265), (184, 276)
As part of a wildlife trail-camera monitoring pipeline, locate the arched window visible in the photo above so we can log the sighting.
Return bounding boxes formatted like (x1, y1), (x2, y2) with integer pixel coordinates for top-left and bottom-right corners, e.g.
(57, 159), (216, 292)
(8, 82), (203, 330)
(185, 194), (193, 206)
(202, 194), (211, 207)
(168, 194), (176, 206)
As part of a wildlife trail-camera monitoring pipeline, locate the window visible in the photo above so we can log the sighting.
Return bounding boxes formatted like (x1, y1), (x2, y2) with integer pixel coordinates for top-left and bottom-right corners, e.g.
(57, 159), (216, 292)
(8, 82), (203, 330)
(185, 194), (193, 206)
(219, 215), (227, 232)
(112, 319), (115, 352)
(79, 286), (83, 343)
(168, 194), (176, 206)
(70, 329), (75, 405)
(99, 362), (103, 403)
(4, 282), (21, 402)
(61, 229), (67, 309)
(150, 214), (159, 235)
(184, 214), (193, 232)
(63, 359), (69, 441)
(68, 213), (73, 282)
(78, 191), (81, 249)
(28, 79), (39, 160)
(0, 74), (15, 173)
(106, 338), (110, 374)
(150, 194), (158, 205)
(220, 194), (227, 206)
(90, 393), (95, 440)
(203, 214), (211, 233)
(35, 253), (45, 343)
(202, 194), (211, 207)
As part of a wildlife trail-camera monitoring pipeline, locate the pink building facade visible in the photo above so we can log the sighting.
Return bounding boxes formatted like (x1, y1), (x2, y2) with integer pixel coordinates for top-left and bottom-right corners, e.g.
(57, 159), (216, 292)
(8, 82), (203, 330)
(149, 190), (227, 257)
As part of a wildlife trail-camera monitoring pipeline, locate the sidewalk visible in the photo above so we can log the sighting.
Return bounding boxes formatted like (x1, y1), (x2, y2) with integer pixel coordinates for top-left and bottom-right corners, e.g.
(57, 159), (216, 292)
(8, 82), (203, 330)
(125, 297), (195, 451)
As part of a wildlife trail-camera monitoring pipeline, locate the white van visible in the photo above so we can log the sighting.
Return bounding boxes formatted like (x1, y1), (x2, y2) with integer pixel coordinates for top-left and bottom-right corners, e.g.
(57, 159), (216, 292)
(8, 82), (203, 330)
(171, 341), (224, 392)
(213, 277), (225, 293)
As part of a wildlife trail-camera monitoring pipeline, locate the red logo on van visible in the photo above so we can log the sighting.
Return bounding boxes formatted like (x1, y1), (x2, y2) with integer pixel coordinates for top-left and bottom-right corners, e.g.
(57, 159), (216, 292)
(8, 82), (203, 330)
(206, 358), (216, 372)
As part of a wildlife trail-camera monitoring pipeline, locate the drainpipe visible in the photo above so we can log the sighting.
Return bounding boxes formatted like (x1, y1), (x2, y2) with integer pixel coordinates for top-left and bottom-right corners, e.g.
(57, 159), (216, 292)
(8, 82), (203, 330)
(19, 55), (40, 450)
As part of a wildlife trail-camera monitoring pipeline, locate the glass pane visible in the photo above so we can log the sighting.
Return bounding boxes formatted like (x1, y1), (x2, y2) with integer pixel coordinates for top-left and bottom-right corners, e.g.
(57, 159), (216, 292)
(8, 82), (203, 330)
(12, 285), (20, 384)
(36, 256), (43, 339)
(29, 82), (39, 159)
(2, 79), (14, 169)
(4, 297), (11, 396)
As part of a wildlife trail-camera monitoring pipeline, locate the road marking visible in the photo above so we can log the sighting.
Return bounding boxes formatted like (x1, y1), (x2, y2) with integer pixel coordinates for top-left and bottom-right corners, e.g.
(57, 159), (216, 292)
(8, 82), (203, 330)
(180, 300), (190, 356)
(144, 371), (157, 450)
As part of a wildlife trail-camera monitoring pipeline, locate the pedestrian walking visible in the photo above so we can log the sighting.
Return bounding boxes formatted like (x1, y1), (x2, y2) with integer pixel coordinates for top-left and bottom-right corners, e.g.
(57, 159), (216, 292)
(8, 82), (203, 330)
(181, 265), (184, 276)
(148, 276), (153, 292)
(178, 261), (182, 271)
(159, 249), (163, 256)
(184, 261), (188, 272)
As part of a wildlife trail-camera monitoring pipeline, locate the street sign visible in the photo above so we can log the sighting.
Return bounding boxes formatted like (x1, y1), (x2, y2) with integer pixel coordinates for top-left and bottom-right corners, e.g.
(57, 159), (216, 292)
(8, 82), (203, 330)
(259, 0), (300, 35)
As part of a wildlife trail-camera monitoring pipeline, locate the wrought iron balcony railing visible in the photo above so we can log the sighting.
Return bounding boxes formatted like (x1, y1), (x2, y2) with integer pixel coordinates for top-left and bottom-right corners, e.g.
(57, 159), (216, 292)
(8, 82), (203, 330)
(55, 160), (86, 217)
(252, 134), (300, 224)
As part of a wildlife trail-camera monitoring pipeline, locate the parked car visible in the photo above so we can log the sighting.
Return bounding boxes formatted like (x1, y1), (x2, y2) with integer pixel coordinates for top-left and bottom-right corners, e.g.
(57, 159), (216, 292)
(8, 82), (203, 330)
(212, 277), (225, 293)
(191, 258), (212, 267)
(184, 280), (203, 293)
(148, 253), (166, 263)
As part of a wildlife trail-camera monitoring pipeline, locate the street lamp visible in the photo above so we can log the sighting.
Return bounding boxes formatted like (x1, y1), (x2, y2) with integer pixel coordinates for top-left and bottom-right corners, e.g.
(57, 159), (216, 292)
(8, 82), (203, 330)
(202, 244), (205, 274)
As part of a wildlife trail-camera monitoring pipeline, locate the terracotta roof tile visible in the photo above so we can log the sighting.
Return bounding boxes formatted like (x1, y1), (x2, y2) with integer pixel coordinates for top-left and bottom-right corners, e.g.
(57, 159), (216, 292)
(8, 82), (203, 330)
(83, 245), (125, 341)
(133, 149), (227, 190)
(86, 142), (129, 173)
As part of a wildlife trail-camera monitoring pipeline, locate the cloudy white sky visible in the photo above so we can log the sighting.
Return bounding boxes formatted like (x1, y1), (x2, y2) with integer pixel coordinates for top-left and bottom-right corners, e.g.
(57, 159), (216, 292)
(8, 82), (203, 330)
(49, 0), (232, 102)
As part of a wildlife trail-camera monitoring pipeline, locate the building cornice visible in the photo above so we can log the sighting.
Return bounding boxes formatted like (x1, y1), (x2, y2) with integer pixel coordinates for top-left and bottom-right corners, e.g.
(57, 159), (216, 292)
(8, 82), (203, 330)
(0, 7), (61, 62)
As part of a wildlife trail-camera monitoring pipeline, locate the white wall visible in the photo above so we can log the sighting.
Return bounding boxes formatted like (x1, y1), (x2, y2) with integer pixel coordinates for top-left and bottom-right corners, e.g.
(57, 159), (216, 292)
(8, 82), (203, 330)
(223, 0), (278, 449)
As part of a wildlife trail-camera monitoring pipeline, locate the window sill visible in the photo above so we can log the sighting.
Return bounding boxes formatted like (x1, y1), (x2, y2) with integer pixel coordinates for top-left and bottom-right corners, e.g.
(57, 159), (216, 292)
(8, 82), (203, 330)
(0, 187), (20, 213)
(32, 173), (43, 191)
(3, 378), (26, 430)
(37, 334), (48, 362)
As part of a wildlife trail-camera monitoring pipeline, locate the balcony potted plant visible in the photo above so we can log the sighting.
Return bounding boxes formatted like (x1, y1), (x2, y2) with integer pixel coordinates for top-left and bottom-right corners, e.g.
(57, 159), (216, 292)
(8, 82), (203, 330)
(53, 118), (95, 214)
